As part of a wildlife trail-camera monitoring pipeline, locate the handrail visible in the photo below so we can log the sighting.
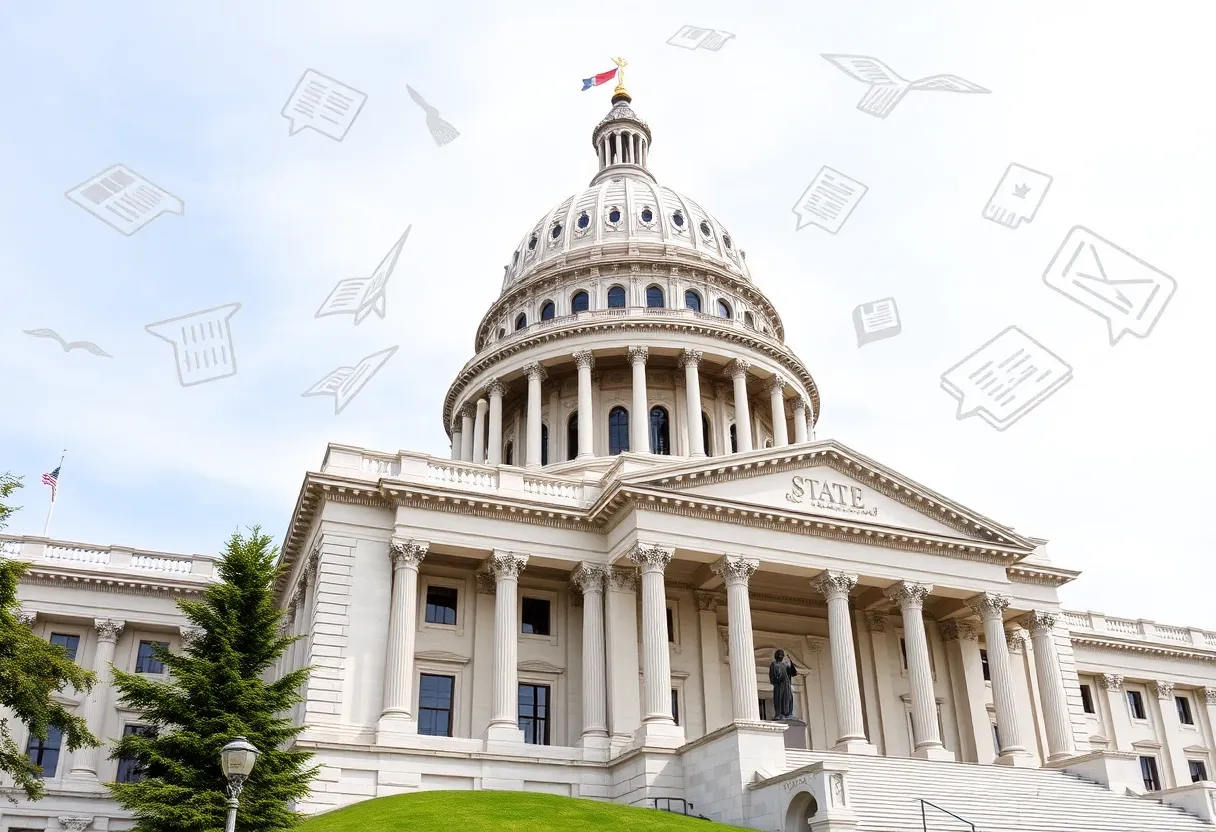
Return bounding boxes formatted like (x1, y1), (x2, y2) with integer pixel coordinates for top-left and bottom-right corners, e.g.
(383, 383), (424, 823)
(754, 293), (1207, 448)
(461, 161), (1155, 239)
(919, 798), (976, 831)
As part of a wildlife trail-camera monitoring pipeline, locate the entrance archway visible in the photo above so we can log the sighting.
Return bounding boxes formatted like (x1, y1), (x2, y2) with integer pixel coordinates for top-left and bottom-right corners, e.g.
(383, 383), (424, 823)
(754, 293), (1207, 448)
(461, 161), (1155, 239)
(785, 791), (818, 831)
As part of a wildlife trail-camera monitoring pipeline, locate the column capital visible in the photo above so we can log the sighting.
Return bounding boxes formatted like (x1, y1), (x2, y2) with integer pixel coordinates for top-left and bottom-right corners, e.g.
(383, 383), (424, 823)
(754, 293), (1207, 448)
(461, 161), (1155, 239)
(865, 611), (888, 633)
(711, 555), (760, 587)
(15, 607), (36, 627)
(570, 562), (608, 595)
(1006, 629), (1028, 654)
(939, 619), (978, 642)
(94, 619), (125, 642)
(966, 592), (1011, 622)
(293, 582), (307, 608)
(389, 538), (429, 569)
(306, 542), (321, 580)
(1204, 687), (1216, 705)
(573, 350), (596, 370)
(459, 402), (478, 419)
(1016, 610), (1058, 635)
(1149, 680), (1176, 701)
(475, 569), (497, 594)
(810, 571), (858, 601)
(627, 541), (673, 575)
(607, 565), (639, 592)
(713, 382), (731, 399)
(726, 358), (751, 379)
(678, 348), (703, 369)
(486, 551), (528, 581)
(884, 581), (933, 610)
(485, 377), (506, 398)
(1098, 673), (1124, 692)
(764, 374), (787, 395)
(694, 590), (721, 612)
(627, 345), (649, 365)
(524, 362), (548, 383)
(179, 626), (205, 649)
(792, 396), (808, 413)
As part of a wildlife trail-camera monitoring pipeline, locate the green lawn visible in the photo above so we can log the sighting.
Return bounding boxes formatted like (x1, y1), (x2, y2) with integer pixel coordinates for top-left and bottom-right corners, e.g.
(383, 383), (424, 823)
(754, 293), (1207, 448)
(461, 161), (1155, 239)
(297, 790), (756, 831)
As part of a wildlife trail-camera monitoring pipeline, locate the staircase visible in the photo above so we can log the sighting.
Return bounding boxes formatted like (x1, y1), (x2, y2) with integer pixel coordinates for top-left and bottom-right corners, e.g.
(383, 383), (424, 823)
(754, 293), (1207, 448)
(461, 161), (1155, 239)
(783, 750), (1212, 831)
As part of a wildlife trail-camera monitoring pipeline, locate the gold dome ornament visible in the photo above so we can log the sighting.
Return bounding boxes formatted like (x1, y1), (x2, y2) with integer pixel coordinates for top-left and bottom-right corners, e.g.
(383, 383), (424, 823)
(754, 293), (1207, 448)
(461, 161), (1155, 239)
(611, 56), (631, 103)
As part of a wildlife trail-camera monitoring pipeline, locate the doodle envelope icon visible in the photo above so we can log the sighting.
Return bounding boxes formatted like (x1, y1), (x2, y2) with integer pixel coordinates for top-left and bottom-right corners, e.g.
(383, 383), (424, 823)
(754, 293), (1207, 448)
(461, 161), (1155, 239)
(1043, 226), (1177, 345)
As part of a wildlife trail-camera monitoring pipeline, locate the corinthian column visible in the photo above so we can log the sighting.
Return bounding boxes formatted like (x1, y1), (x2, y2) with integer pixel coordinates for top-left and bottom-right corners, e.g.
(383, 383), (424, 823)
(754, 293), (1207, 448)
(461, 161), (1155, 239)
(472, 398), (488, 464)
(574, 350), (595, 458)
(524, 363), (547, 469)
(680, 349), (705, 457)
(713, 555), (760, 722)
(69, 618), (125, 778)
(459, 403), (476, 462)
(485, 551), (528, 743)
(727, 359), (753, 452)
(628, 346), (650, 453)
(767, 376), (789, 447)
(793, 398), (809, 444)
(628, 542), (684, 747)
(885, 582), (953, 761)
(377, 538), (428, 742)
(968, 593), (1033, 767)
(486, 378), (506, 466)
(571, 563), (609, 747)
(1018, 610), (1075, 762)
(812, 572), (875, 754)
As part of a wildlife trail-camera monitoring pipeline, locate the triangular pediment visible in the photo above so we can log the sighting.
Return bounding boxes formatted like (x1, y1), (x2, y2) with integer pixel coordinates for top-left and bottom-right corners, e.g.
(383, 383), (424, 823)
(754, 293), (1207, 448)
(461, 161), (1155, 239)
(621, 441), (1029, 548)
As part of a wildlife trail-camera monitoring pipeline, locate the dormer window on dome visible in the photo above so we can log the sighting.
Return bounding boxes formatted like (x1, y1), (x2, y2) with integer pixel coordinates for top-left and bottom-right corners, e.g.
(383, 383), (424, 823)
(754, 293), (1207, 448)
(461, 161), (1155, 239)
(699, 220), (713, 239)
(640, 207), (654, 224)
(550, 222), (563, 240)
(672, 211), (685, 228)
(528, 235), (537, 252)
(576, 212), (590, 230)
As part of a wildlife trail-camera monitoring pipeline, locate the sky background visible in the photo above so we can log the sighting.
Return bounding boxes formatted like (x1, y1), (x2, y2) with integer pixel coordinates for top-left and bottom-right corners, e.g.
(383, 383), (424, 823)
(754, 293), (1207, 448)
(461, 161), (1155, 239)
(0, 1), (1211, 626)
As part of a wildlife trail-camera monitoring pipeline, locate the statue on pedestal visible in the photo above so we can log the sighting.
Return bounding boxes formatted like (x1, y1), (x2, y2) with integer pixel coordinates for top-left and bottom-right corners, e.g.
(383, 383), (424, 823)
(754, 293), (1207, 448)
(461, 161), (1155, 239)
(769, 649), (798, 720)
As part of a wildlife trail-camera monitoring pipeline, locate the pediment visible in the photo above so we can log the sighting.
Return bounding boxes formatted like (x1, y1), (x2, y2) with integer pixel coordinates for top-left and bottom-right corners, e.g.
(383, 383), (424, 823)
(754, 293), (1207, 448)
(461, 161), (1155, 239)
(624, 442), (1026, 546)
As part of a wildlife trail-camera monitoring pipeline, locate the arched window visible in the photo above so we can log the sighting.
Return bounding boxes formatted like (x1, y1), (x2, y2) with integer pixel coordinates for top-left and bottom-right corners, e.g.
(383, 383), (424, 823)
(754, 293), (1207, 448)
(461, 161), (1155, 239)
(608, 406), (630, 455)
(646, 285), (665, 308)
(541, 301), (556, 321)
(744, 311), (755, 329)
(607, 286), (627, 308)
(497, 327), (505, 339)
(650, 406), (671, 455)
(504, 442), (514, 466)
(515, 313), (527, 331)
(729, 424), (738, 454)
(717, 299), (732, 319)
(567, 412), (579, 461)
(702, 413), (712, 456)
(571, 291), (589, 313)
(684, 290), (702, 312)
(540, 424), (549, 466)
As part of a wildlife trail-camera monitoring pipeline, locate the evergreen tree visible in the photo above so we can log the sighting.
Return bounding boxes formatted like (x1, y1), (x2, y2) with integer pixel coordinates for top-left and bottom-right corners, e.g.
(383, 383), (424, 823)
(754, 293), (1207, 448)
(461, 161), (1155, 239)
(0, 470), (99, 801)
(107, 527), (316, 831)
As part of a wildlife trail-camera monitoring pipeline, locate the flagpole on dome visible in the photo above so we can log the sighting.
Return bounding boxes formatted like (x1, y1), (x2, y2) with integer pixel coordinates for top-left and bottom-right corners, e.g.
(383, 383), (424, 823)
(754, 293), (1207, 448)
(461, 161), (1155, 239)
(41, 448), (65, 538)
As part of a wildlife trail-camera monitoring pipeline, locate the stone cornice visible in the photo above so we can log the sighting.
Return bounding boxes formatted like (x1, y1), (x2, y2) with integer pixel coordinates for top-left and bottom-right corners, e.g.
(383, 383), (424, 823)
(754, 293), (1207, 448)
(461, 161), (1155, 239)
(1007, 563), (1080, 588)
(19, 568), (208, 599)
(1071, 633), (1216, 664)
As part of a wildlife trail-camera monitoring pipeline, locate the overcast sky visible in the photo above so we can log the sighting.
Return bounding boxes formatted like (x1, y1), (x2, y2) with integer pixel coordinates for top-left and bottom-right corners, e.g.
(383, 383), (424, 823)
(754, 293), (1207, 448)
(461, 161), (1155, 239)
(1, 1), (1211, 627)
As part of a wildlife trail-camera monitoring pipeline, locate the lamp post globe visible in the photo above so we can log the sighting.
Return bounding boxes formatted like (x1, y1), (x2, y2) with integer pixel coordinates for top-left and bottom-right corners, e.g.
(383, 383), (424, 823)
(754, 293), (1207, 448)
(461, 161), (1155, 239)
(220, 737), (259, 832)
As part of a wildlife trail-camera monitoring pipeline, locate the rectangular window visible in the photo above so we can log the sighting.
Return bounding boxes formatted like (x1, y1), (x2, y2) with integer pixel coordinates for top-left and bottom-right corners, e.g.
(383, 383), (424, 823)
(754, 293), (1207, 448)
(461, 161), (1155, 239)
(1127, 689), (1147, 721)
(424, 585), (458, 626)
(518, 683), (551, 745)
(26, 726), (62, 778)
(1080, 683), (1096, 714)
(666, 607), (674, 643)
(1140, 755), (1161, 791)
(521, 597), (551, 636)
(671, 689), (680, 726)
(418, 674), (455, 737)
(980, 649), (991, 682)
(49, 632), (80, 662)
(116, 724), (157, 783)
(1176, 695), (1195, 726)
(135, 640), (169, 674)
(1190, 760), (1209, 783)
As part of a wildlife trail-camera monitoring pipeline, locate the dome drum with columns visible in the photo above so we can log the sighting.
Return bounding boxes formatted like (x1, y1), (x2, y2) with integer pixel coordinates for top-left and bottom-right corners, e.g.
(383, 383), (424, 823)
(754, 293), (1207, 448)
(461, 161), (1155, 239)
(445, 89), (818, 468)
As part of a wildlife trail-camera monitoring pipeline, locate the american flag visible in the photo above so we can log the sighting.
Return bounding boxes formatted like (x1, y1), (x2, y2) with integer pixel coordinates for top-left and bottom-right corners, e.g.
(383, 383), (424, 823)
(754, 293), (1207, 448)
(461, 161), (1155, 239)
(41, 465), (60, 498)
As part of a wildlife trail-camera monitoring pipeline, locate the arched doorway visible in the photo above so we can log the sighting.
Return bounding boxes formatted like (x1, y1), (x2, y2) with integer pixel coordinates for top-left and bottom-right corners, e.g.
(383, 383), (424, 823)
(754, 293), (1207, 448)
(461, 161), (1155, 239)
(784, 791), (818, 831)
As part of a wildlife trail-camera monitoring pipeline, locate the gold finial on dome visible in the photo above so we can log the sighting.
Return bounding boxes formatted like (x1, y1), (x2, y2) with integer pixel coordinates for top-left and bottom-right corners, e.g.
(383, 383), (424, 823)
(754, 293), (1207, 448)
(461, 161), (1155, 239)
(611, 56), (630, 103)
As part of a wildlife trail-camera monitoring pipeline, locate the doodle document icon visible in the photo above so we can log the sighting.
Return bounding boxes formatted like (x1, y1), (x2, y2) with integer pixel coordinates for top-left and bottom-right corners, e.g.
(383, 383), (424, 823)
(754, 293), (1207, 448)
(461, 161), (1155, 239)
(66, 165), (184, 236)
(303, 346), (398, 415)
(1042, 226), (1177, 345)
(982, 163), (1052, 229)
(941, 326), (1072, 432)
(853, 298), (901, 347)
(282, 69), (368, 141)
(792, 167), (868, 233)
(146, 303), (241, 387)
(316, 225), (412, 325)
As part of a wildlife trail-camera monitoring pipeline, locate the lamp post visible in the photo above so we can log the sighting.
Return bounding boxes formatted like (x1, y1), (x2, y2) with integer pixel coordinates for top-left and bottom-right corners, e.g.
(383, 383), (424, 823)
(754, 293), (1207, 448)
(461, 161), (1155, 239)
(220, 736), (260, 832)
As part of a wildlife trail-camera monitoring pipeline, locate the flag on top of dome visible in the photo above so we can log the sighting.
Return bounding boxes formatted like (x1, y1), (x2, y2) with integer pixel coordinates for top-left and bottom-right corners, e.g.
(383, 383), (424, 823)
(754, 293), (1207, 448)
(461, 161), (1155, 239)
(581, 67), (617, 91)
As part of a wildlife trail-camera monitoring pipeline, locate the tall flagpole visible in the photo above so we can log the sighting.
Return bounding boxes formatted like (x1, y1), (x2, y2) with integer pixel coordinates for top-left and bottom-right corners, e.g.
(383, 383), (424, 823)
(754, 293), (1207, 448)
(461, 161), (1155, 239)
(42, 448), (65, 538)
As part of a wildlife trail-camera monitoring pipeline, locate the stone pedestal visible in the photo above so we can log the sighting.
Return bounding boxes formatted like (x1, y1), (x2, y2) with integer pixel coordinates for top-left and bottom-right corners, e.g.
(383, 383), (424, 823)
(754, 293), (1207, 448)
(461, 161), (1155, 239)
(778, 718), (808, 749)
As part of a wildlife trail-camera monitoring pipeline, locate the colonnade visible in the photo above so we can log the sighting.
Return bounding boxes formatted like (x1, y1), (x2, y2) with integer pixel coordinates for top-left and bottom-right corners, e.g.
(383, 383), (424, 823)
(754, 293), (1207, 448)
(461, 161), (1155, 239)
(448, 347), (813, 466)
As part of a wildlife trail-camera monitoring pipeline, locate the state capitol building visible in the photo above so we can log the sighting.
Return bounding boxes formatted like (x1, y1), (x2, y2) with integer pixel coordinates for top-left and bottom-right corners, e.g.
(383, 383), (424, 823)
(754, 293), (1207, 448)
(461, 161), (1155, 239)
(4, 80), (1216, 832)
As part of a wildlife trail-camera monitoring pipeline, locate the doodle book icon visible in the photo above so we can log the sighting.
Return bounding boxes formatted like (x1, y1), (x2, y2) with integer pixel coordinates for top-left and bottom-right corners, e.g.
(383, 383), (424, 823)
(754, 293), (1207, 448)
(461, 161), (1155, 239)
(145, 303), (241, 387)
(821, 54), (990, 119)
(302, 346), (398, 415)
(315, 225), (412, 325)
(852, 298), (901, 347)
(667, 26), (736, 52)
